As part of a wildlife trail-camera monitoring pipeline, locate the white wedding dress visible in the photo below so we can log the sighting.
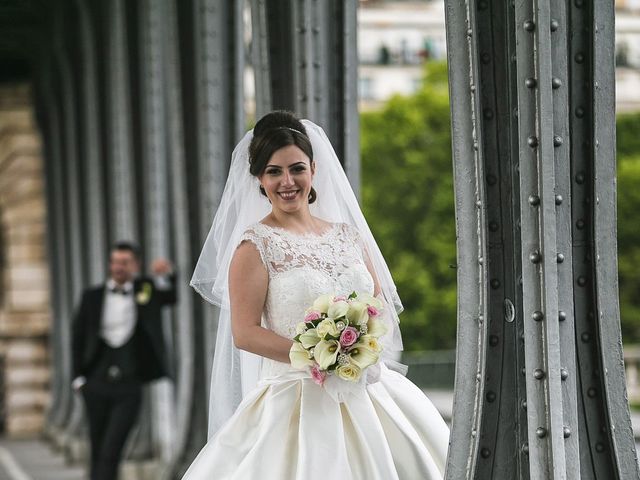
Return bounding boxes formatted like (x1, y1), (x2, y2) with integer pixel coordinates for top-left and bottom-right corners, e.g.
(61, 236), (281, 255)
(182, 222), (449, 480)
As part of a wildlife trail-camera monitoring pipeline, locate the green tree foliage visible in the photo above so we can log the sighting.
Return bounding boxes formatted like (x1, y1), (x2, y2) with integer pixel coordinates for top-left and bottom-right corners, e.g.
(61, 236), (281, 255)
(617, 113), (640, 343)
(361, 67), (640, 349)
(360, 62), (457, 351)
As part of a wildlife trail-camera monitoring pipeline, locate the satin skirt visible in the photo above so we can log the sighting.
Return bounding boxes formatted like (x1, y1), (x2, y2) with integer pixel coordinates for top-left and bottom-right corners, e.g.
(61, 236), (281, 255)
(181, 366), (449, 480)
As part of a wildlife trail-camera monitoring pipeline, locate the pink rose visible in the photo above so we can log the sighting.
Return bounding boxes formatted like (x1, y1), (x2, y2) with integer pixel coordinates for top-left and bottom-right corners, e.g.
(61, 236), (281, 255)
(305, 311), (321, 322)
(334, 295), (347, 302)
(339, 326), (359, 348)
(367, 306), (379, 317)
(311, 365), (327, 386)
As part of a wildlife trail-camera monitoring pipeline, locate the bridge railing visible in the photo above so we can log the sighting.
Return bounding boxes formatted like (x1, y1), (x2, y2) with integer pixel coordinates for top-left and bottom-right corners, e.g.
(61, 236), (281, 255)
(623, 345), (640, 404)
(403, 346), (640, 406)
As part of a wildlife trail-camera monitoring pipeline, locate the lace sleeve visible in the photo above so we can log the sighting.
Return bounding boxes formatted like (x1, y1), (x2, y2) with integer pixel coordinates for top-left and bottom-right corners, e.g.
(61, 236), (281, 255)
(341, 222), (381, 294)
(238, 226), (269, 272)
(341, 223), (369, 262)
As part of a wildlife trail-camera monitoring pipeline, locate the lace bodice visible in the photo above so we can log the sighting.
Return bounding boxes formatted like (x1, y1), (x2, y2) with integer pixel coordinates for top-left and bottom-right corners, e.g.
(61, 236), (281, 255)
(240, 222), (375, 377)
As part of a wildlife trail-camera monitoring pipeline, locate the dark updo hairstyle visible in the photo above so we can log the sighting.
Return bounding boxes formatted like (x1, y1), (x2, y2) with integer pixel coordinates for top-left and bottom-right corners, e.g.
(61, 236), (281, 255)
(249, 110), (317, 204)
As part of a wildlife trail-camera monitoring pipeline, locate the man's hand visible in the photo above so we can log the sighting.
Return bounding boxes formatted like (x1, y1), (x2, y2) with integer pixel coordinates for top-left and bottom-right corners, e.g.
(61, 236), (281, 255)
(72, 376), (86, 392)
(151, 258), (173, 276)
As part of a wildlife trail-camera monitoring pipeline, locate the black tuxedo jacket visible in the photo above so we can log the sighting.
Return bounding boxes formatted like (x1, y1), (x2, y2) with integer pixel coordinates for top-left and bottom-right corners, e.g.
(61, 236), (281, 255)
(72, 275), (177, 383)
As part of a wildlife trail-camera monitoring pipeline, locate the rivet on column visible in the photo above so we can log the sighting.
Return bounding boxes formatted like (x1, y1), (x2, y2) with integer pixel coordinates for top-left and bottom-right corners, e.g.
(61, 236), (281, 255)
(529, 250), (541, 264)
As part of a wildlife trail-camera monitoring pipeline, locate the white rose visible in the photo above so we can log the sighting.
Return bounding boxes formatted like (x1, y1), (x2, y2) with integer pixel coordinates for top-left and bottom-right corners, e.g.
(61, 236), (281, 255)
(314, 339), (341, 369)
(327, 300), (349, 319)
(358, 334), (382, 353)
(316, 319), (340, 340)
(346, 301), (369, 325)
(312, 294), (335, 314)
(336, 363), (362, 382)
(295, 322), (308, 335)
(299, 328), (321, 349)
(289, 342), (314, 369)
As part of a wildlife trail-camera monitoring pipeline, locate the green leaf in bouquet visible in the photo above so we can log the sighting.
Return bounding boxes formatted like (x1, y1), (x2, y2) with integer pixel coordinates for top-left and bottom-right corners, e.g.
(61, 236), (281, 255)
(348, 291), (358, 300)
(293, 334), (302, 342)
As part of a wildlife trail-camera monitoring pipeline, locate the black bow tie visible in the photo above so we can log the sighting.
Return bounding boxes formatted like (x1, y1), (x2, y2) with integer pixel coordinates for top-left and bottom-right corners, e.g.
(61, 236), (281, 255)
(110, 287), (131, 295)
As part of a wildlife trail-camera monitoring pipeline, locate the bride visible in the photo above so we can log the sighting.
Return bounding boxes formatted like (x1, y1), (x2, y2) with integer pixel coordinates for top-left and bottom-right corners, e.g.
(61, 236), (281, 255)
(186, 111), (449, 479)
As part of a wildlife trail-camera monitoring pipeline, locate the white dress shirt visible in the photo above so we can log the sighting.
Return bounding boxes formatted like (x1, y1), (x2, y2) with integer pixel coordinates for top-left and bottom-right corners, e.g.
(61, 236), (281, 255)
(101, 279), (136, 348)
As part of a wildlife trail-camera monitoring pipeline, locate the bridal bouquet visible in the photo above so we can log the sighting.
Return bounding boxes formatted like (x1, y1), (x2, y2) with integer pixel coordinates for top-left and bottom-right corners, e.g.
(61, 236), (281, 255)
(289, 291), (387, 385)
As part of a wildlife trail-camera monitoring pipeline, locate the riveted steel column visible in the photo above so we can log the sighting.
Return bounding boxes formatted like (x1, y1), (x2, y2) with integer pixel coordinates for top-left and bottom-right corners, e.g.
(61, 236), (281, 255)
(458, 1), (532, 478)
(443, 1), (488, 477)
(40, 61), (73, 441)
(176, 0), (245, 471)
(515, 2), (568, 477)
(250, 0), (359, 189)
(139, 0), (175, 466)
(548, 0), (581, 476)
(76, 0), (107, 284)
(106, 0), (138, 242)
(572, 1), (638, 478)
(159, 1), (195, 477)
(445, 1), (638, 479)
(55, 39), (90, 458)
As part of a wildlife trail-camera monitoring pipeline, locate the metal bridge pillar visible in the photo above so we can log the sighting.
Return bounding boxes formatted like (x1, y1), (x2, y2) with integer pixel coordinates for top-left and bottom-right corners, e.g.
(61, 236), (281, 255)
(445, 1), (639, 478)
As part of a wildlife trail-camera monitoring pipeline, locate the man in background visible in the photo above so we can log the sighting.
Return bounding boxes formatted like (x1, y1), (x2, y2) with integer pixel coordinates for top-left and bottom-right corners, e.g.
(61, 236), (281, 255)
(72, 241), (176, 480)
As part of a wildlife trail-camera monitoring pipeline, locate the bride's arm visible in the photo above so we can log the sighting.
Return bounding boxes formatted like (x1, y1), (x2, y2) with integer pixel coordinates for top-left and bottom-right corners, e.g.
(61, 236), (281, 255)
(228, 241), (293, 363)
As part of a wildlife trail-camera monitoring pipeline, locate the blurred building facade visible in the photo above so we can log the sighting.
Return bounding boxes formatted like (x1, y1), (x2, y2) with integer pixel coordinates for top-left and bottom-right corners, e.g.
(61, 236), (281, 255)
(358, 0), (640, 112)
(0, 85), (49, 437)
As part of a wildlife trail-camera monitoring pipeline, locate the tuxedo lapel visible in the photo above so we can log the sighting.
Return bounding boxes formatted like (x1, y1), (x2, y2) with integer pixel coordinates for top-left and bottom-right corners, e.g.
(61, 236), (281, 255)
(91, 287), (106, 333)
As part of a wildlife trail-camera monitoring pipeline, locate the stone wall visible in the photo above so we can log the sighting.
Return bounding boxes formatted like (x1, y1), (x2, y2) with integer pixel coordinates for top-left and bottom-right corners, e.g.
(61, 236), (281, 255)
(0, 83), (50, 437)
